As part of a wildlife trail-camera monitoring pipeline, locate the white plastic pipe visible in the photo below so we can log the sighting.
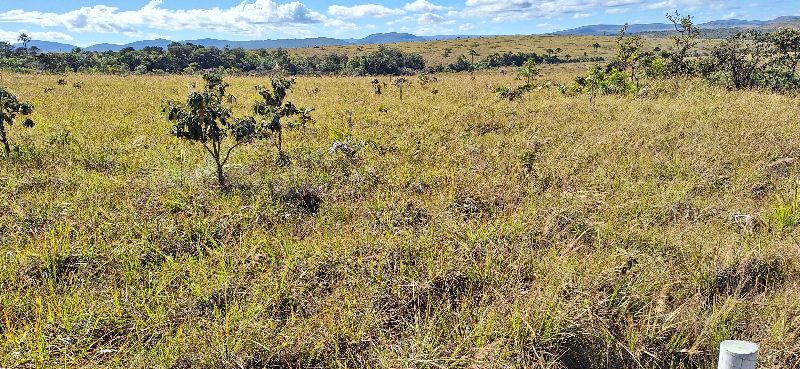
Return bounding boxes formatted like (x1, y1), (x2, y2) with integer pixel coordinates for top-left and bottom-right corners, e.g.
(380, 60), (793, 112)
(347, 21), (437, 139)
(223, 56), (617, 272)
(718, 340), (759, 369)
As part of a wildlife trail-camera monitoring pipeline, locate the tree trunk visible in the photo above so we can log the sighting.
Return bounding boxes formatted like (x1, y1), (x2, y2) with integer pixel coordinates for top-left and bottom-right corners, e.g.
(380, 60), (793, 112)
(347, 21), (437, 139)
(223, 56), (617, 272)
(215, 160), (226, 190)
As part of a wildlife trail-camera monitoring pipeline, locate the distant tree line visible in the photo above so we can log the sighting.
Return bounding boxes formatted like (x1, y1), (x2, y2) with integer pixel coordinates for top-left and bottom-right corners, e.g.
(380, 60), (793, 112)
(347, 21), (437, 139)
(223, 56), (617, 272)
(0, 42), (425, 76)
(443, 51), (603, 72)
(1, 38), (600, 76)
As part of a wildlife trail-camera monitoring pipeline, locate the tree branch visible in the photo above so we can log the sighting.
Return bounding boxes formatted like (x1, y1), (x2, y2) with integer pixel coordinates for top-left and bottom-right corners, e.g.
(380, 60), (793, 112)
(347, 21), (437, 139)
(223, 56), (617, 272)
(221, 141), (245, 167)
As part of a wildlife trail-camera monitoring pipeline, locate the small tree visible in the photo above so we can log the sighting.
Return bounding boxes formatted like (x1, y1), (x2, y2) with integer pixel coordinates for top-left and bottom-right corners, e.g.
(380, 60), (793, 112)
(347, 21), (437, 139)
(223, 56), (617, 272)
(770, 29), (800, 74)
(518, 58), (539, 85)
(614, 24), (645, 89)
(592, 42), (601, 58)
(164, 72), (255, 190)
(468, 49), (479, 69)
(394, 77), (408, 100)
(666, 11), (700, 78)
(371, 78), (382, 94)
(709, 31), (769, 90)
(17, 33), (31, 50)
(0, 86), (35, 155)
(252, 76), (307, 166)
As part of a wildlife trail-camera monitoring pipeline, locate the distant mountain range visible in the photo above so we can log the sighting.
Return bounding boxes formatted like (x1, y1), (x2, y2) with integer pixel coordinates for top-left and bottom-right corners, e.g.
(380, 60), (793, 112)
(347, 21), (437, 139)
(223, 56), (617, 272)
(15, 16), (800, 53)
(17, 32), (478, 53)
(552, 16), (800, 36)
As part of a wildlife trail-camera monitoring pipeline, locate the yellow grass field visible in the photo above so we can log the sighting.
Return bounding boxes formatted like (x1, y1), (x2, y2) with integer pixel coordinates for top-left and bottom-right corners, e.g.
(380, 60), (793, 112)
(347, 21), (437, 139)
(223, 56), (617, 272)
(286, 35), (719, 66)
(1, 66), (799, 368)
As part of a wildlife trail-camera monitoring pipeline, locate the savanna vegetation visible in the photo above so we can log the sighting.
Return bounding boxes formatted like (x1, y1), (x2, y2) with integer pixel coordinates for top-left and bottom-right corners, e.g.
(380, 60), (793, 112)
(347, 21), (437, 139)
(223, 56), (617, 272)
(2, 14), (800, 369)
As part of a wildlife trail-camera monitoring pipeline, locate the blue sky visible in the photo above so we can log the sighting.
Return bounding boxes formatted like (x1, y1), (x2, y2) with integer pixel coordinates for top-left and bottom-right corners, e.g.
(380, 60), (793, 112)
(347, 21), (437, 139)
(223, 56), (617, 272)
(0, 0), (798, 46)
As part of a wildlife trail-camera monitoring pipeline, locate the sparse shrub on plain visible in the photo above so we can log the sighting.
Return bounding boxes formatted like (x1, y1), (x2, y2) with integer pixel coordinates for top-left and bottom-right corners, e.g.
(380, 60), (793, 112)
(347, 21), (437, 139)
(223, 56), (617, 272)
(518, 57), (539, 85)
(0, 85), (35, 155)
(494, 84), (532, 101)
(417, 72), (431, 85)
(394, 77), (408, 100)
(643, 55), (669, 79)
(559, 24), (642, 101)
(448, 55), (472, 72)
(371, 78), (382, 95)
(611, 24), (645, 89)
(706, 31), (767, 90)
(559, 64), (635, 104)
(703, 29), (800, 92)
(252, 76), (311, 166)
(665, 11), (700, 78)
(164, 72), (257, 190)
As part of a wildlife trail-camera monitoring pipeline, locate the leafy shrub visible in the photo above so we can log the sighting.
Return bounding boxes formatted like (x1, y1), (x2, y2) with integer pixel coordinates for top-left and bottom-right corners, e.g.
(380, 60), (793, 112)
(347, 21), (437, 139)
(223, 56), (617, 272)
(448, 55), (471, 72)
(494, 84), (532, 101)
(665, 12), (700, 78)
(643, 56), (669, 79)
(164, 72), (258, 189)
(610, 24), (645, 89)
(703, 29), (800, 93)
(560, 64), (635, 98)
(347, 46), (424, 75)
(0, 85), (35, 155)
(252, 76), (311, 166)
(518, 58), (539, 85)
(370, 78), (382, 95)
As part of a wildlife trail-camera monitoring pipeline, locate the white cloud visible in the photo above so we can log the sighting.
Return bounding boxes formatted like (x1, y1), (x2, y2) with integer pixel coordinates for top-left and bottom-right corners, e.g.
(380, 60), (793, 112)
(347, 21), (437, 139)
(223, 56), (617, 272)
(324, 18), (360, 30)
(0, 0), (332, 37)
(327, 4), (404, 19)
(418, 12), (446, 24)
(458, 0), (646, 22)
(605, 7), (629, 14)
(404, 0), (446, 12)
(458, 23), (477, 31)
(0, 29), (74, 43)
(0, 0), (732, 40)
(415, 19), (456, 35)
(641, 0), (711, 10)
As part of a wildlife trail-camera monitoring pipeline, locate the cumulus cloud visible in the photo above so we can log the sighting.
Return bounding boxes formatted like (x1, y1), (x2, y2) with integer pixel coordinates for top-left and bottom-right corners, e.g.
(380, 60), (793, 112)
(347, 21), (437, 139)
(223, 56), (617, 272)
(0, 29), (74, 43)
(0, 0), (333, 37)
(404, 0), (446, 12)
(417, 12), (447, 24)
(327, 4), (404, 19)
(0, 0), (730, 40)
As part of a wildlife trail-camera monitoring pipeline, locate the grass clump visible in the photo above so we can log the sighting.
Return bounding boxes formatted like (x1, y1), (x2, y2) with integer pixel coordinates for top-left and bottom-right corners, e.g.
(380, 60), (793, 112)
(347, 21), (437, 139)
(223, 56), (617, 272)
(767, 183), (800, 232)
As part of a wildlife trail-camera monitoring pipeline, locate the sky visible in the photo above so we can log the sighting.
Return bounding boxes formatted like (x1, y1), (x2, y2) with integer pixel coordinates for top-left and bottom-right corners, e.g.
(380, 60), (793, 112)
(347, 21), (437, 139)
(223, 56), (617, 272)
(0, 0), (798, 46)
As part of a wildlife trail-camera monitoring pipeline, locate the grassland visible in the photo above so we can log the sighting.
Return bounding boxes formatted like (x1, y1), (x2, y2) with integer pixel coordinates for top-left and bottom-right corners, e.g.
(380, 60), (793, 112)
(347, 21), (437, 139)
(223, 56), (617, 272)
(287, 35), (720, 67)
(1, 64), (800, 368)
